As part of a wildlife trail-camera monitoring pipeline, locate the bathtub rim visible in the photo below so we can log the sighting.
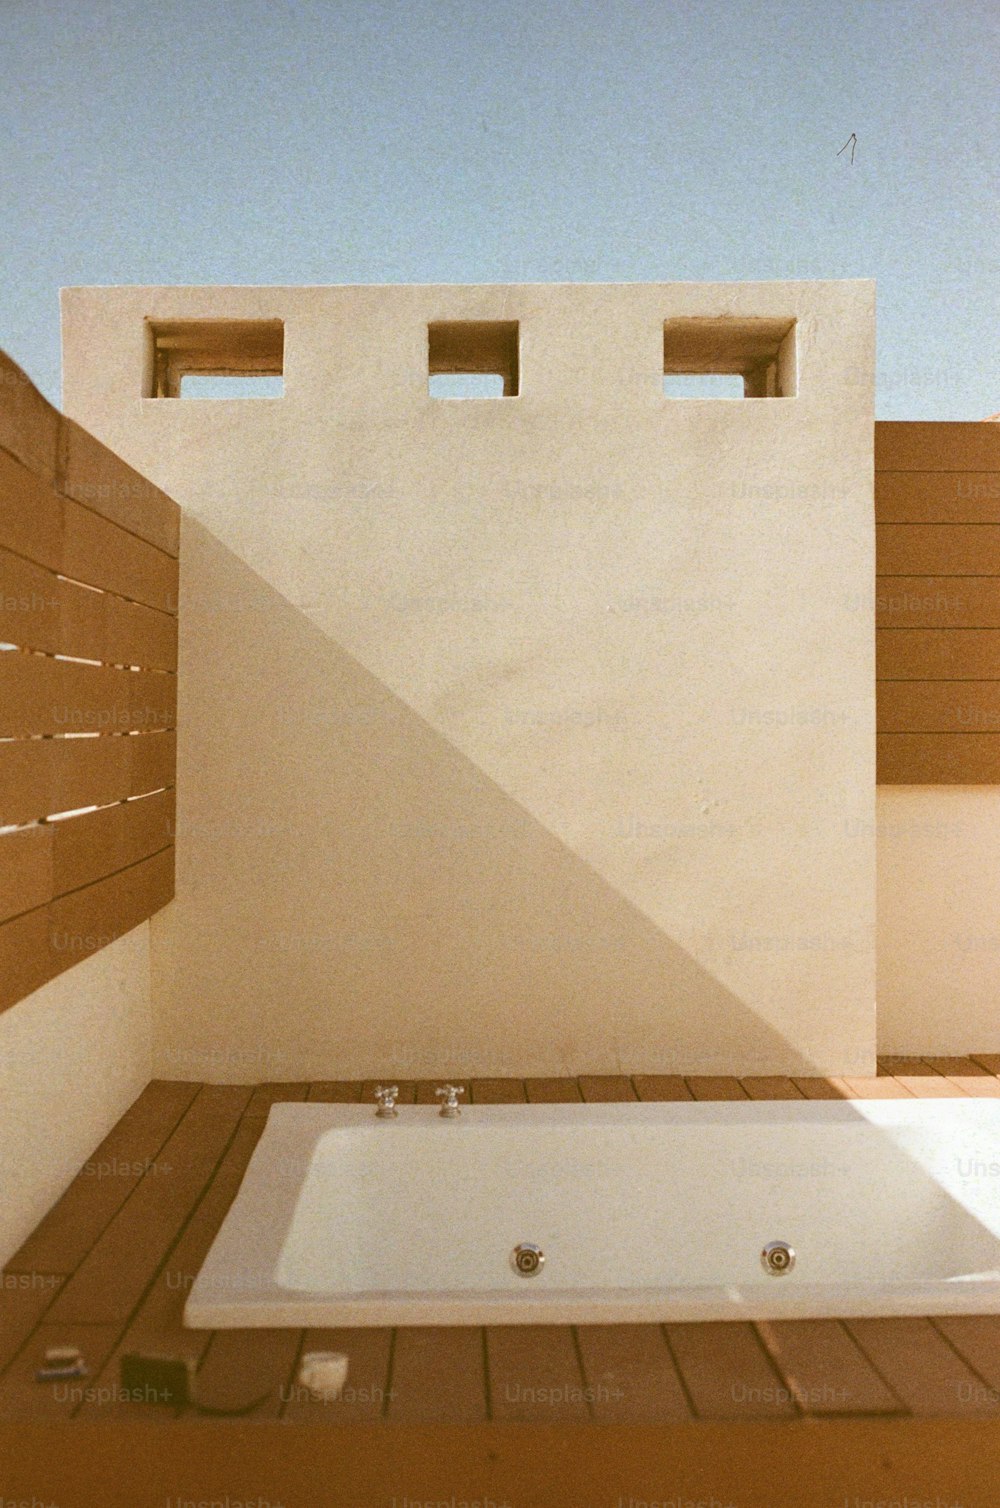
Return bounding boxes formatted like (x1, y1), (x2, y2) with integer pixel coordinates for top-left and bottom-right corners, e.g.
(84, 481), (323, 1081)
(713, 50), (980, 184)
(184, 1098), (1000, 1330)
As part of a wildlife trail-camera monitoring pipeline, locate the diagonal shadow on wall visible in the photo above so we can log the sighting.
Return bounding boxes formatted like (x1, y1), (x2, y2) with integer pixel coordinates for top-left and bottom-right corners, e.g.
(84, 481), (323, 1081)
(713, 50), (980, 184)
(151, 520), (855, 1081)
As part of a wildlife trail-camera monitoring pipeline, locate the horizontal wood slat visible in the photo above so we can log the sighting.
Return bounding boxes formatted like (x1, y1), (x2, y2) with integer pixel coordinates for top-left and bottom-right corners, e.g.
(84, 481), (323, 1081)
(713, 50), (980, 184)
(877, 629), (1000, 681)
(0, 823), (52, 923)
(104, 592), (177, 669)
(0, 730), (175, 827)
(63, 499), (177, 614)
(876, 471), (1000, 524)
(1, 453), (177, 614)
(0, 549), (64, 652)
(58, 416), (180, 557)
(0, 653), (175, 738)
(877, 524), (1000, 577)
(0, 448), (63, 571)
(875, 422), (1000, 473)
(49, 844), (174, 965)
(877, 733), (1000, 784)
(0, 906), (59, 1010)
(0, 788), (175, 923)
(0, 351), (59, 481)
(877, 576), (1000, 629)
(0, 845), (173, 1013)
(0, 549), (177, 668)
(877, 681), (1000, 734)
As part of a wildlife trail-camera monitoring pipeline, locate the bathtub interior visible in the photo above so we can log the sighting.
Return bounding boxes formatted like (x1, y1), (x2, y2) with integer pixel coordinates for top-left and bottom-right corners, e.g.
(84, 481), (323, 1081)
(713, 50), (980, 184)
(184, 1100), (1000, 1326)
(275, 1117), (1000, 1293)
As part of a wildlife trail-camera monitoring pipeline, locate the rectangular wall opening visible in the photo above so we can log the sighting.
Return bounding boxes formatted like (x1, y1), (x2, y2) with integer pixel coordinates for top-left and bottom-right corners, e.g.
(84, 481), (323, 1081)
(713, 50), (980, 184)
(663, 317), (797, 398)
(662, 373), (746, 399)
(147, 320), (284, 399)
(178, 374), (284, 400)
(429, 372), (506, 399)
(428, 321), (519, 397)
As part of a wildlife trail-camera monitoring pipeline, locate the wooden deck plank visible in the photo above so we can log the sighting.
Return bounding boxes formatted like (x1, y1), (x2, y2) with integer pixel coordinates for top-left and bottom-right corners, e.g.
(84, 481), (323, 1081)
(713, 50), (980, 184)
(632, 1075), (693, 1101)
(878, 1056), (942, 1077)
(686, 1077), (749, 1100)
(45, 1085), (252, 1326)
(386, 1327), (487, 1423)
(740, 1077), (805, 1100)
(414, 1080), (468, 1105)
(470, 1079), (527, 1103)
(755, 1320), (903, 1416)
(890, 1075), (969, 1098)
(664, 1322), (797, 1418)
(0, 1321), (120, 1421)
(923, 1057), (991, 1076)
(575, 1324), (693, 1421)
(524, 1078), (582, 1102)
(279, 1327), (393, 1422)
(73, 1113), (269, 1420)
(244, 1082), (310, 1116)
(486, 1326), (589, 1421)
(306, 1081), (363, 1102)
(190, 1328), (302, 1419)
(840, 1076), (915, 1098)
(846, 1318), (1000, 1416)
(923, 1052), (1000, 1097)
(0, 1275), (65, 1374)
(936, 1073), (1000, 1097)
(5, 1080), (200, 1276)
(970, 1055), (1000, 1075)
(794, 1077), (851, 1099)
(578, 1076), (637, 1102)
(932, 1316), (1000, 1398)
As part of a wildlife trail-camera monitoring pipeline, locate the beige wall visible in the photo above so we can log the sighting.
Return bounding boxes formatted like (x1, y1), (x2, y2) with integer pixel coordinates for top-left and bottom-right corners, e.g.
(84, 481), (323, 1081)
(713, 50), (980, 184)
(62, 281), (877, 1078)
(877, 787), (1000, 1054)
(0, 923), (151, 1267)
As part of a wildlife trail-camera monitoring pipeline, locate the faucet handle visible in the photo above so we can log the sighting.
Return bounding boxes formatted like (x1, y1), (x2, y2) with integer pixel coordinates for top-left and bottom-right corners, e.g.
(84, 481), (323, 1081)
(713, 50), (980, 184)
(435, 1084), (465, 1116)
(374, 1084), (399, 1117)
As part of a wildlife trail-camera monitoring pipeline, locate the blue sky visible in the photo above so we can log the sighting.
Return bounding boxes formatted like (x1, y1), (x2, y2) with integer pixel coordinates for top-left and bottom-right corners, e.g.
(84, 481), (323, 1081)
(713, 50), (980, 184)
(0, 0), (996, 417)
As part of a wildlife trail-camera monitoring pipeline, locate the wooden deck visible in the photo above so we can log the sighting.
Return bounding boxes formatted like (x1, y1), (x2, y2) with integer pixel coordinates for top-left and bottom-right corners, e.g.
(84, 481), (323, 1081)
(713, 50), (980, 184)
(6, 1057), (1000, 1432)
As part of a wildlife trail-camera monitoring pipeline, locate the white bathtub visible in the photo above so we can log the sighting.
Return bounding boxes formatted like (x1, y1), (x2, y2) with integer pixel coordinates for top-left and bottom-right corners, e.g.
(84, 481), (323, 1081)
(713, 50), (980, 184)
(184, 1099), (1000, 1327)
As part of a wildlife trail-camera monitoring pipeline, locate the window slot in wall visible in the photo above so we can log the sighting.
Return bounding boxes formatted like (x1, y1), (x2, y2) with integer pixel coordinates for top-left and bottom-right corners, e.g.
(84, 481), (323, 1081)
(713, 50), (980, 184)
(662, 317), (797, 398)
(147, 320), (284, 398)
(428, 321), (519, 397)
(429, 372), (507, 399)
(179, 374), (284, 400)
(662, 374), (746, 399)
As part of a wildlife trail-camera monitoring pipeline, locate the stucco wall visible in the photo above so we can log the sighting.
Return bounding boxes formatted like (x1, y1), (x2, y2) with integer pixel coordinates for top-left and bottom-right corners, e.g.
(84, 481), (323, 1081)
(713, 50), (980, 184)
(61, 281), (876, 1078)
(0, 923), (152, 1267)
(877, 787), (1000, 1054)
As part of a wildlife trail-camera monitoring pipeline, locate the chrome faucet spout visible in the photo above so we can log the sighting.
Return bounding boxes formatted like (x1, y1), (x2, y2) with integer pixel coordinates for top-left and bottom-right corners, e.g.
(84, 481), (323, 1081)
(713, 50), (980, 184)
(435, 1084), (465, 1117)
(374, 1085), (399, 1118)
